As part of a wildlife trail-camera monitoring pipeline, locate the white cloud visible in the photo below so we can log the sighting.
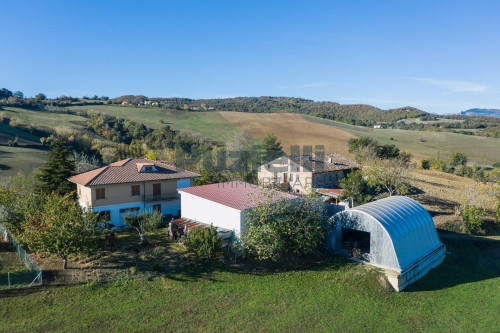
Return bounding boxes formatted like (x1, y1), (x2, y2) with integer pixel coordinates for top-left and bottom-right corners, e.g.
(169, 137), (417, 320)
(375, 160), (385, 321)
(409, 77), (489, 93)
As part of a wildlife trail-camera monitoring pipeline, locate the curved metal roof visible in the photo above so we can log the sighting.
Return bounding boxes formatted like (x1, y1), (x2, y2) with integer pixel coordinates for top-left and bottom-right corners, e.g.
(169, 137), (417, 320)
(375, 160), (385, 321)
(348, 196), (443, 270)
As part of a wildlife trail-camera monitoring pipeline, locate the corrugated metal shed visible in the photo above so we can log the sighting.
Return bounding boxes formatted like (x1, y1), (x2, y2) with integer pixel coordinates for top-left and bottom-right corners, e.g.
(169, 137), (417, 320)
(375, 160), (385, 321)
(330, 196), (445, 291)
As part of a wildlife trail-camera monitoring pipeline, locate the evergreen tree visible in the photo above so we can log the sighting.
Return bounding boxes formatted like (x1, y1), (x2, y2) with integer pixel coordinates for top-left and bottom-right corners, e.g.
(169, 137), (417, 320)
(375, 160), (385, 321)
(262, 132), (283, 163)
(38, 137), (76, 195)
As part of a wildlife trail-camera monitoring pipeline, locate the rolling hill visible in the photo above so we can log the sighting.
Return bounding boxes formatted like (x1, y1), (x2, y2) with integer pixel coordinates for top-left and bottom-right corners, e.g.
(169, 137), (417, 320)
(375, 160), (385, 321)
(460, 108), (500, 118)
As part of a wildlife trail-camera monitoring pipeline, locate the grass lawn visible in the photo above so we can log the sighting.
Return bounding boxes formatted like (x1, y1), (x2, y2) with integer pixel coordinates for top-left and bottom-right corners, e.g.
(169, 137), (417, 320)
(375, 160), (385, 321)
(0, 237), (498, 332)
(0, 238), (34, 290)
(67, 105), (239, 144)
(302, 115), (500, 165)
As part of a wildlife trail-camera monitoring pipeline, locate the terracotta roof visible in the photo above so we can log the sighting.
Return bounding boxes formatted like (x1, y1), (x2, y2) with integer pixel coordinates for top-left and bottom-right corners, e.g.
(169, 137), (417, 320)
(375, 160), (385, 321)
(179, 181), (298, 210)
(68, 158), (200, 186)
(316, 188), (343, 198)
(290, 152), (359, 173)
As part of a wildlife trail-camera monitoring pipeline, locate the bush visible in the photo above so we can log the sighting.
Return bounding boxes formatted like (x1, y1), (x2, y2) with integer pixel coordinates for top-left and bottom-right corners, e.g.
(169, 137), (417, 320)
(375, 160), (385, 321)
(440, 218), (465, 233)
(460, 204), (486, 234)
(241, 193), (328, 260)
(184, 225), (223, 259)
(421, 158), (432, 170)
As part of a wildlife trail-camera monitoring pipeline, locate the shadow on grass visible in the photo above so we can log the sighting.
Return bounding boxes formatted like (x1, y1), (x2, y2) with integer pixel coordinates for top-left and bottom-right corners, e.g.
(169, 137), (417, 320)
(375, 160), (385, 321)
(406, 233), (500, 292)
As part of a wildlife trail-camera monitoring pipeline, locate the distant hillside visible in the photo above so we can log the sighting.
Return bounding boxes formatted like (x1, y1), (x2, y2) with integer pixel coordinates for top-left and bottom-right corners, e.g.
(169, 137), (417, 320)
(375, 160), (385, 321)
(112, 96), (430, 126)
(461, 108), (500, 118)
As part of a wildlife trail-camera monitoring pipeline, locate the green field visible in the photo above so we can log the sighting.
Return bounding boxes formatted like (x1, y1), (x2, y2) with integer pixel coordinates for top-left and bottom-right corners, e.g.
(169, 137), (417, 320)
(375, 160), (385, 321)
(0, 237), (498, 332)
(0, 123), (40, 143)
(0, 107), (88, 132)
(302, 115), (500, 165)
(68, 105), (239, 144)
(0, 145), (47, 176)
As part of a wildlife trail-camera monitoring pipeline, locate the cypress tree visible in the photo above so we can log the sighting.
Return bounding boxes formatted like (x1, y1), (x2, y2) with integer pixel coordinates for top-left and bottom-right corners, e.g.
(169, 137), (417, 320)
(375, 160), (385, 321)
(38, 137), (76, 195)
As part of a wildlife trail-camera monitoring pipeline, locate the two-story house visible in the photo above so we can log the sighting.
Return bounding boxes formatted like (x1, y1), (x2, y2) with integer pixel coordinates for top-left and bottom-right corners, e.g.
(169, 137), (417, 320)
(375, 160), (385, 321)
(68, 158), (200, 228)
(258, 152), (359, 194)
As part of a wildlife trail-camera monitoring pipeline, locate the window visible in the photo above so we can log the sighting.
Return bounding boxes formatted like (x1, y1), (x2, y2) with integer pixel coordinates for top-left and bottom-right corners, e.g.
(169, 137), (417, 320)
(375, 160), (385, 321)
(145, 165), (154, 172)
(98, 211), (111, 222)
(96, 188), (105, 200)
(131, 185), (140, 196)
(153, 204), (161, 212)
(289, 174), (293, 181)
(329, 175), (332, 182)
(153, 183), (161, 196)
(119, 207), (140, 214)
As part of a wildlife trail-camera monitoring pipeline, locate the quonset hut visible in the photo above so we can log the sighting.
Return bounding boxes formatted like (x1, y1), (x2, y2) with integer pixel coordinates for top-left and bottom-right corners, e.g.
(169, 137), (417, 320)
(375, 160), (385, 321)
(329, 196), (445, 291)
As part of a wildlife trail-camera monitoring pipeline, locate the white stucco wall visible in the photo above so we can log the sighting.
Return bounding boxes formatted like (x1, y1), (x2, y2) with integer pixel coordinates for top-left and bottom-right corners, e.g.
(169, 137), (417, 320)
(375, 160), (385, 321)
(180, 192), (244, 236)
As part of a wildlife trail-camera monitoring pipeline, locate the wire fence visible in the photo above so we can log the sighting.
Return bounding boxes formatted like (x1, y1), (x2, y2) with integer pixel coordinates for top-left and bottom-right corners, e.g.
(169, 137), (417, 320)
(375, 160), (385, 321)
(0, 222), (42, 290)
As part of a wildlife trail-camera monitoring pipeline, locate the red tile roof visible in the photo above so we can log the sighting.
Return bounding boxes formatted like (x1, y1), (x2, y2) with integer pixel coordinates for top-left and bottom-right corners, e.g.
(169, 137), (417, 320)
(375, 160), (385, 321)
(316, 188), (343, 198)
(179, 181), (298, 210)
(68, 158), (200, 186)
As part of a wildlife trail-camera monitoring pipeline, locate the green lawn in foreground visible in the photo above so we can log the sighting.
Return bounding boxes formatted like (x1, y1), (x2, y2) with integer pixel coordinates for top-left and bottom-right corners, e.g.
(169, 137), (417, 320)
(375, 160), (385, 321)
(302, 115), (500, 165)
(68, 105), (239, 144)
(0, 237), (498, 332)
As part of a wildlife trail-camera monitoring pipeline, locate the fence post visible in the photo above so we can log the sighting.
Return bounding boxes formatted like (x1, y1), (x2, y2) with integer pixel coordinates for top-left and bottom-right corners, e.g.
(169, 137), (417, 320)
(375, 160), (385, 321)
(8, 272), (10, 290)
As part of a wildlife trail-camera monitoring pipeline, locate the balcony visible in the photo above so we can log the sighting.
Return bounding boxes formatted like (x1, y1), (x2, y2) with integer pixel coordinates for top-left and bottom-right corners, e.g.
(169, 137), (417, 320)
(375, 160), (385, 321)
(144, 194), (179, 202)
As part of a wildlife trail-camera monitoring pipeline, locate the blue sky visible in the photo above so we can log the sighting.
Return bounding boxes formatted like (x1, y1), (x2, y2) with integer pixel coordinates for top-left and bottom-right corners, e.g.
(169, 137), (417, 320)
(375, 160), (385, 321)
(2, 0), (499, 114)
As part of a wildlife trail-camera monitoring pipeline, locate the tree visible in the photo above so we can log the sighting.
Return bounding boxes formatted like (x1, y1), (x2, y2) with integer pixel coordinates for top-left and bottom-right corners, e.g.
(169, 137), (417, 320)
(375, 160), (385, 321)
(193, 169), (228, 186)
(0, 88), (13, 100)
(363, 154), (415, 196)
(449, 152), (467, 167)
(37, 137), (76, 195)
(227, 126), (254, 181)
(339, 170), (367, 207)
(0, 173), (42, 230)
(35, 93), (47, 101)
(241, 191), (328, 260)
(262, 132), (283, 163)
(13, 91), (24, 98)
(124, 210), (162, 245)
(184, 225), (223, 259)
(18, 194), (99, 269)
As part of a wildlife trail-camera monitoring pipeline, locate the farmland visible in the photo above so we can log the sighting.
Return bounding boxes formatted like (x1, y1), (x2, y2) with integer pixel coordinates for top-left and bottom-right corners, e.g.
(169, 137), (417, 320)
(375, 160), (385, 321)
(0, 236), (499, 332)
(67, 105), (238, 144)
(302, 115), (500, 165)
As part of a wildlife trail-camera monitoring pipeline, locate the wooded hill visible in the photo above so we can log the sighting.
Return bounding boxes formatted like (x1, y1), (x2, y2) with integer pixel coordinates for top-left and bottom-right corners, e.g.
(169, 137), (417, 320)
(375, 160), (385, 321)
(112, 96), (429, 126)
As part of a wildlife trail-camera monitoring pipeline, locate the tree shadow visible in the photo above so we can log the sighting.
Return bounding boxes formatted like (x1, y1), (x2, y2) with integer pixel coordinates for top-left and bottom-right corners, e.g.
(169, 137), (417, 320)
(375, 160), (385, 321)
(405, 233), (500, 292)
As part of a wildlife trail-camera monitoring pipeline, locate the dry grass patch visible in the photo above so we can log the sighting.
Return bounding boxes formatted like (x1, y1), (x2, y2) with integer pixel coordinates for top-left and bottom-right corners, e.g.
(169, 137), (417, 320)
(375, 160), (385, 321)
(409, 169), (498, 231)
(219, 112), (357, 157)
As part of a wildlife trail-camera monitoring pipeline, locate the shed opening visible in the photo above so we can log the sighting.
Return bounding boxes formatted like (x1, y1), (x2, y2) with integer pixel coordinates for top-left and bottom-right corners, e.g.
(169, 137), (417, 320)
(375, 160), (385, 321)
(341, 228), (370, 259)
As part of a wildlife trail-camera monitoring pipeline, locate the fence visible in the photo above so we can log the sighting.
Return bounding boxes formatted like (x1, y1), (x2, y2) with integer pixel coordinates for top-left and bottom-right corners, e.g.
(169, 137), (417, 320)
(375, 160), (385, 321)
(0, 222), (42, 290)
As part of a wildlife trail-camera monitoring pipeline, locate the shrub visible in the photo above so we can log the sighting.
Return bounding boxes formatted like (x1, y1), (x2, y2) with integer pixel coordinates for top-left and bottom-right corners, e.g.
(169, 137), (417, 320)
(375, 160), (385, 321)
(124, 210), (162, 245)
(241, 193), (328, 261)
(440, 218), (465, 233)
(421, 158), (432, 170)
(460, 204), (486, 234)
(184, 225), (223, 259)
(449, 152), (467, 167)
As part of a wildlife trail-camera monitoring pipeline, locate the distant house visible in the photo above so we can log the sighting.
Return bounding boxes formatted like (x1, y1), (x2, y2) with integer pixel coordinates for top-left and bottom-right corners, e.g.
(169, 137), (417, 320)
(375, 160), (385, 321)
(373, 124), (382, 129)
(178, 181), (297, 239)
(258, 153), (359, 194)
(68, 158), (200, 229)
(121, 101), (129, 105)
